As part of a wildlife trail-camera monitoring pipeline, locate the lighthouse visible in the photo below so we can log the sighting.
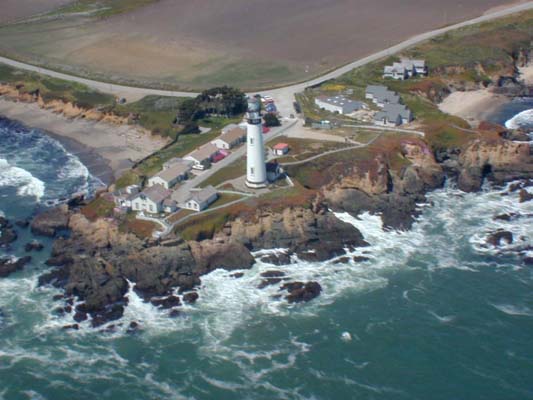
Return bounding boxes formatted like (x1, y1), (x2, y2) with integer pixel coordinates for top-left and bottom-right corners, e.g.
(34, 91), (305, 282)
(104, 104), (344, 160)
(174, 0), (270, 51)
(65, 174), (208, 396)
(245, 97), (267, 188)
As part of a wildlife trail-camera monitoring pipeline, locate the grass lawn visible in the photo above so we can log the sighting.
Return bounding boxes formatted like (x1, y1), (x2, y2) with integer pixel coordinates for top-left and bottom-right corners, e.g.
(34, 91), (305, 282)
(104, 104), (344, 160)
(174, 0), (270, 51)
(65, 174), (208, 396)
(269, 137), (346, 163)
(199, 156), (246, 188)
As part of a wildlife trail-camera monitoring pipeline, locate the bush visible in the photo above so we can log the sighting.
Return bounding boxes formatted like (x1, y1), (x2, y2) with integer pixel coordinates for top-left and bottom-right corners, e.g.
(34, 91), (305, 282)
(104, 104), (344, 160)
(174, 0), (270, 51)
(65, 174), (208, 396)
(264, 113), (281, 127)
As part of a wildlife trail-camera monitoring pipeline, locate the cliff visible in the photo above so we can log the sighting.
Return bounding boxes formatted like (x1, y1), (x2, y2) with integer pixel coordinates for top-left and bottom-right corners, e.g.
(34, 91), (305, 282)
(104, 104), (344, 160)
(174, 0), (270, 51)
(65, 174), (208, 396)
(36, 203), (367, 326)
(0, 83), (129, 125)
(323, 140), (445, 229)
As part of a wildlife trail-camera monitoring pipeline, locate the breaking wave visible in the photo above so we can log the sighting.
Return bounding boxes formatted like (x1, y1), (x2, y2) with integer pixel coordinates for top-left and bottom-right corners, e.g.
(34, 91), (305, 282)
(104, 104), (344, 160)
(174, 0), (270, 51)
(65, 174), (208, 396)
(0, 158), (45, 200)
(505, 108), (533, 131)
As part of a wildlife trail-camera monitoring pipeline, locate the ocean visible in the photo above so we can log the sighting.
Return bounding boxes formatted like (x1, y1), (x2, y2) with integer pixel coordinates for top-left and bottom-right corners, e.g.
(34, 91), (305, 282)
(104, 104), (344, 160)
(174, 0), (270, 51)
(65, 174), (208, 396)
(0, 103), (532, 399)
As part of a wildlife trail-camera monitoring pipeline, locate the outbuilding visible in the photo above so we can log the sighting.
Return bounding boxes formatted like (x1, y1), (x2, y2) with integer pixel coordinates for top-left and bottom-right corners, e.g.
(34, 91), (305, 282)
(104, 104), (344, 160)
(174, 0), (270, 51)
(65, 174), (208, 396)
(184, 143), (219, 168)
(131, 184), (171, 214)
(211, 126), (246, 150)
(272, 143), (290, 156)
(148, 163), (191, 189)
(183, 186), (218, 212)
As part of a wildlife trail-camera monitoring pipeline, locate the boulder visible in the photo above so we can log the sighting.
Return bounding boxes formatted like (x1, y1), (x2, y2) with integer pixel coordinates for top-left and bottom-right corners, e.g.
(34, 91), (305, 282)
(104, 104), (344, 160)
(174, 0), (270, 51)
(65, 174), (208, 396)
(519, 189), (533, 203)
(281, 281), (322, 303)
(487, 230), (513, 247)
(31, 205), (70, 237)
(25, 240), (44, 252)
(182, 292), (199, 304)
(189, 241), (255, 273)
(90, 304), (125, 327)
(0, 256), (31, 278)
(151, 295), (181, 309)
(0, 217), (17, 247)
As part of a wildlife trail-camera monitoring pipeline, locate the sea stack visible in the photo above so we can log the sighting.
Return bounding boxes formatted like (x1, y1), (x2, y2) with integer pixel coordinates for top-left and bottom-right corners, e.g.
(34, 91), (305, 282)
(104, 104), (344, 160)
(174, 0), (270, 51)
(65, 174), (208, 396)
(246, 97), (267, 188)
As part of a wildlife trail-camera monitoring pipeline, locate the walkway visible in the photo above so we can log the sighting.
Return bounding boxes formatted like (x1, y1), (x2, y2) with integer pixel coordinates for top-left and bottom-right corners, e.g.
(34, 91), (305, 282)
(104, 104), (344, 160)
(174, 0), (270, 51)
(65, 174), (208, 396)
(279, 133), (383, 167)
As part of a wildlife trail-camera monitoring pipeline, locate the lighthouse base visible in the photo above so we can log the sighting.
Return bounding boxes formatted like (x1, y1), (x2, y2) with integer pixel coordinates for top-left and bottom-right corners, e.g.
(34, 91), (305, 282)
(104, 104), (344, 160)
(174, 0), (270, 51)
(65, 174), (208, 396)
(245, 180), (267, 189)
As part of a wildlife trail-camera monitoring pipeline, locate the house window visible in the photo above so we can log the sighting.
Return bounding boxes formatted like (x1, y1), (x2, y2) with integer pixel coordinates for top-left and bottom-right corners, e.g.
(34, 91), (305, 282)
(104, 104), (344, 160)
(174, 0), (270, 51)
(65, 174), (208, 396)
(149, 205), (153, 212)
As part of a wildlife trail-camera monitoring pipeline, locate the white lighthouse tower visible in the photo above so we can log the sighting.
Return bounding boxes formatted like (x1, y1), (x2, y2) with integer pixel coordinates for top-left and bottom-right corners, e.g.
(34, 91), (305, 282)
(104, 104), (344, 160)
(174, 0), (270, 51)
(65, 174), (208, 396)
(246, 97), (267, 188)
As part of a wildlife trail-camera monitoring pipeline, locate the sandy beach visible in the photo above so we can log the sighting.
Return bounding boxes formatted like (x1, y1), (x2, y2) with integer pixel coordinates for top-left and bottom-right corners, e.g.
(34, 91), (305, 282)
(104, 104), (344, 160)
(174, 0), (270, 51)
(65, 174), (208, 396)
(438, 89), (509, 126)
(0, 98), (168, 183)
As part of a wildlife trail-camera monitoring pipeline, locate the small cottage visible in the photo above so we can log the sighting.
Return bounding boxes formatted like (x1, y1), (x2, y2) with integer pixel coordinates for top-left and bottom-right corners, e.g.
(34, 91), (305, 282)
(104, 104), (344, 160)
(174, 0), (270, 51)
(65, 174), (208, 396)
(272, 143), (290, 156)
(183, 186), (218, 211)
(148, 163), (191, 189)
(131, 184), (171, 214)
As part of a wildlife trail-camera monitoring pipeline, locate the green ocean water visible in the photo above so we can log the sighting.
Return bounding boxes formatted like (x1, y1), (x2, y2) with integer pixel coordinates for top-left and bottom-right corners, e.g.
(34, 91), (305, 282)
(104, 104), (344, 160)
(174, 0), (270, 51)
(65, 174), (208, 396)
(1, 117), (533, 400)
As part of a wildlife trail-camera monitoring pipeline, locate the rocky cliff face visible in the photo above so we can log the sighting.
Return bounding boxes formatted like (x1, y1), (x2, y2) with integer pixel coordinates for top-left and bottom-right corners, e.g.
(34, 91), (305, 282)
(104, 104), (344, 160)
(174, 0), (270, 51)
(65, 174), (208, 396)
(0, 84), (129, 125)
(213, 203), (368, 262)
(324, 140), (445, 229)
(36, 202), (366, 326)
(456, 139), (533, 192)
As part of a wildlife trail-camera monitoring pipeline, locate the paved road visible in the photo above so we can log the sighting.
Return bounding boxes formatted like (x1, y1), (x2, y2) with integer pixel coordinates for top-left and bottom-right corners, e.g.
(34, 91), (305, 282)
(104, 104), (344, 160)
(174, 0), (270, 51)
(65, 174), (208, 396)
(1, 1), (532, 110)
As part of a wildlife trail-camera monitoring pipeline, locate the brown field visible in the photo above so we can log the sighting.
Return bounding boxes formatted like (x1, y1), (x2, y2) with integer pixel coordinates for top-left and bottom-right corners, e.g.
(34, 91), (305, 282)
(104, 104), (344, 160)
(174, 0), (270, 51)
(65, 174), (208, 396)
(0, 0), (519, 90)
(0, 0), (73, 23)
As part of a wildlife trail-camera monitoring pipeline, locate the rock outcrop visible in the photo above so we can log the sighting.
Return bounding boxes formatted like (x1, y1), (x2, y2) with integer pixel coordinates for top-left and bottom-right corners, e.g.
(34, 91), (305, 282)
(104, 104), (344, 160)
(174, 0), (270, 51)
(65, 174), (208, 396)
(0, 218), (17, 248)
(0, 256), (31, 278)
(31, 204), (70, 237)
(39, 202), (358, 325)
(457, 139), (533, 192)
(324, 140), (445, 229)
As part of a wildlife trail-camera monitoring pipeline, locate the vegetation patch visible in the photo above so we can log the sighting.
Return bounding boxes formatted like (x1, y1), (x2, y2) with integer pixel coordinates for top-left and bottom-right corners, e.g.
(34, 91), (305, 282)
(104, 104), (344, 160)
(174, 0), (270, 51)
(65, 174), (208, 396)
(119, 213), (158, 239)
(80, 197), (115, 221)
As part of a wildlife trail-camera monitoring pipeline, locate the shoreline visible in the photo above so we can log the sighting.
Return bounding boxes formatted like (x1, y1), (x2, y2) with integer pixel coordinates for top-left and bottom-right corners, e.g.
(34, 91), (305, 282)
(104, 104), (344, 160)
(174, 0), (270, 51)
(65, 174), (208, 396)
(0, 98), (168, 183)
(438, 89), (511, 126)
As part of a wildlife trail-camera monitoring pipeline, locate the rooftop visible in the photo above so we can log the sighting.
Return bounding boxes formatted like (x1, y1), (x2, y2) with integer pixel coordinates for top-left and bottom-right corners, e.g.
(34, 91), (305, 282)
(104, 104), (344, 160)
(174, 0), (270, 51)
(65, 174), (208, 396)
(187, 143), (219, 162)
(188, 185), (218, 204)
(136, 184), (171, 204)
(217, 126), (246, 144)
(317, 95), (364, 108)
(152, 163), (190, 182)
(273, 143), (289, 150)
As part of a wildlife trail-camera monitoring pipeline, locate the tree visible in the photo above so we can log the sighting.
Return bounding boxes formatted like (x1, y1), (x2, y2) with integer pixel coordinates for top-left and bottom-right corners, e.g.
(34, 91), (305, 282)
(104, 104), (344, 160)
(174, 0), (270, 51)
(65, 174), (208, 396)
(264, 113), (281, 127)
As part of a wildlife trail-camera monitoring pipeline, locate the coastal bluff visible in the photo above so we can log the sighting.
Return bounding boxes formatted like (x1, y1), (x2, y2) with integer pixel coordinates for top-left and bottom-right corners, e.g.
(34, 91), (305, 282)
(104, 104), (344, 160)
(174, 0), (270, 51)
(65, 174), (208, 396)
(35, 203), (367, 327)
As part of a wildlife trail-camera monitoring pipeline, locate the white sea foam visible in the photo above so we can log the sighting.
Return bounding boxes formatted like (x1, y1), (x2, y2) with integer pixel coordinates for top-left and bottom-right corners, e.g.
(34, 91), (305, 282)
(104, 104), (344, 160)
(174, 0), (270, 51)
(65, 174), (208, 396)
(505, 108), (533, 131)
(491, 303), (533, 317)
(0, 158), (45, 201)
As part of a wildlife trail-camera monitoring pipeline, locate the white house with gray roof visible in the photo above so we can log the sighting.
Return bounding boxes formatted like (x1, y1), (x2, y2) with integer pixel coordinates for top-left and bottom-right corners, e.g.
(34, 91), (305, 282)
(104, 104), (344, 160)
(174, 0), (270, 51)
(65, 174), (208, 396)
(365, 86), (401, 107)
(315, 95), (367, 115)
(374, 104), (413, 127)
(383, 59), (427, 80)
(131, 184), (171, 214)
(148, 163), (191, 189)
(183, 186), (218, 211)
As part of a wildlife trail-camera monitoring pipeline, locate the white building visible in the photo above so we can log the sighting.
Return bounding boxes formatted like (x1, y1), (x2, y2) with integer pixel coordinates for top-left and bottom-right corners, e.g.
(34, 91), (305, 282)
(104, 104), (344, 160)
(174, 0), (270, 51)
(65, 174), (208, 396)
(131, 184), (171, 214)
(383, 59), (427, 80)
(183, 186), (218, 211)
(147, 163), (191, 189)
(184, 143), (219, 168)
(246, 98), (268, 188)
(314, 95), (367, 114)
(211, 126), (246, 150)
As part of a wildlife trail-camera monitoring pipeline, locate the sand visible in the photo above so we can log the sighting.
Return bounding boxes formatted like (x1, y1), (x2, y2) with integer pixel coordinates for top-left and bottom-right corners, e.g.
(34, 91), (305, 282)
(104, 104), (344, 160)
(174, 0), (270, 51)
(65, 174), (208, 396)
(0, 98), (168, 182)
(519, 64), (533, 86)
(438, 89), (509, 126)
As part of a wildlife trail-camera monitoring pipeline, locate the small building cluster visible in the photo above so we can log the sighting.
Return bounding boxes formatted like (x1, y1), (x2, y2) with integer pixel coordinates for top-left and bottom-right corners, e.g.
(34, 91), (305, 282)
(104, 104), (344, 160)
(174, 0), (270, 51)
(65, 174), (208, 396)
(366, 85), (413, 126)
(314, 95), (368, 115)
(383, 58), (427, 80)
